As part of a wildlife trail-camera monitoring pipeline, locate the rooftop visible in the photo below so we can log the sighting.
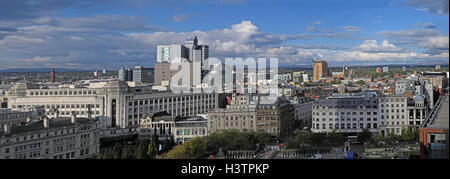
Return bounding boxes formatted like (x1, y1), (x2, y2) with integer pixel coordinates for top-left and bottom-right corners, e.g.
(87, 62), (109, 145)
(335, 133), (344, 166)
(1, 117), (97, 136)
(421, 95), (449, 130)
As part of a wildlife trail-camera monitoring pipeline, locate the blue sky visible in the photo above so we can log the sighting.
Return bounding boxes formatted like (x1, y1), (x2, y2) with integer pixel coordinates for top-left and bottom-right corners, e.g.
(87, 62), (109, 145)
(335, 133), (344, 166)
(0, 0), (448, 69)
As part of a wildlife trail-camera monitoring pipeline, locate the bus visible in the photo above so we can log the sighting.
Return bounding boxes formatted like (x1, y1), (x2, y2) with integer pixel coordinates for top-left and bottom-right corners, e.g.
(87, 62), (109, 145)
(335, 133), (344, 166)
(346, 136), (359, 144)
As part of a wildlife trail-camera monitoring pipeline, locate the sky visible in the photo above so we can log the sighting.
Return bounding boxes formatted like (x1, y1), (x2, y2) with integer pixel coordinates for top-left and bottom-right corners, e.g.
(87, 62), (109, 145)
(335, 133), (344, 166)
(0, 0), (448, 70)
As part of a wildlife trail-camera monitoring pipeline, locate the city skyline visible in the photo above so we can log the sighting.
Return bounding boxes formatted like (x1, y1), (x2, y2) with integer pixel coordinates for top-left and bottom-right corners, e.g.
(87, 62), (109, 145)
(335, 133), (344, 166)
(0, 0), (449, 70)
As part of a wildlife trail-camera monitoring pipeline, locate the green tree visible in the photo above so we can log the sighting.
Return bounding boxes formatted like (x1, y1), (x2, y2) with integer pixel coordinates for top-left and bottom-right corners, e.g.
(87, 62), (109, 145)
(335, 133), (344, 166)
(311, 133), (327, 146)
(136, 139), (149, 159)
(111, 143), (123, 159)
(386, 131), (400, 147)
(372, 133), (385, 146)
(147, 142), (158, 159)
(327, 130), (343, 147)
(121, 145), (134, 159)
(357, 128), (372, 143)
(357, 80), (365, 86)
(165, 137), (207, 159)
(162, 138), (176, 152)
(287, 131), (309, 148)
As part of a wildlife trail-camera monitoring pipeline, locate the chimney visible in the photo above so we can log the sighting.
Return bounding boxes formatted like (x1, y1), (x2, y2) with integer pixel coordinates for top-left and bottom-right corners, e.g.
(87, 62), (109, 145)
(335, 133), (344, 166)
(3, 124), (10, 135)
(71, 111), (77, 124)
(43, 116), (50, 128)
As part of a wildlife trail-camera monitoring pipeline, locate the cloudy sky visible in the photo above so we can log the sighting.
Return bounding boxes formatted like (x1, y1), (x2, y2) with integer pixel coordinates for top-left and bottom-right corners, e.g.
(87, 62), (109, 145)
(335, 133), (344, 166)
(0, 0), (448, 70)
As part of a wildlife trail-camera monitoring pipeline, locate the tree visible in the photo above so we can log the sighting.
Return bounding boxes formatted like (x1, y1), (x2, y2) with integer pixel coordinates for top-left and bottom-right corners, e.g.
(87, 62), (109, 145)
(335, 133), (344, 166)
(357, 80), (365, 86)
(357, 128), (371, 143)
(165, 137), (207, 159)
(372, 133), (385, 146)
(386, 131), (400, 147)
(121, 145), (134, 159)
(111, 143), (123, 159)
(327, 130), (343, 147)
(311, 133), (326, 146)
(147, 142), (158, 159)
(162, 138), (176, 152)
(136, 139), (149, 159)
(165, 130), (275, 158)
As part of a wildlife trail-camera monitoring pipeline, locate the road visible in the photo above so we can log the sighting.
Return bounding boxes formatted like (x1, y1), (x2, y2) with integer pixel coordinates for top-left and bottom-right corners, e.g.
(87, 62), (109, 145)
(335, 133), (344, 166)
(257, 150), (279, 159)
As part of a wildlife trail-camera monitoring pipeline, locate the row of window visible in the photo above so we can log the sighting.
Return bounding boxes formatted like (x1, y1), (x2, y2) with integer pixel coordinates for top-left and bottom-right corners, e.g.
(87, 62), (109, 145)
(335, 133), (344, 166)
(45, 104), (100, 109)
(4, 127), (94, 145)
(175, 128), (206, 136)
(313, 111), (378, 116)
(0, 113), (30, 120)
(128, 95), (215, 106)
(46, 110), (100, 116)
(313, 118), (378, 122)
(313, 123), (378, 130)
(29, 90), (96, 96)
(380, 103), (405, 108)
(380, 98), (405, 102)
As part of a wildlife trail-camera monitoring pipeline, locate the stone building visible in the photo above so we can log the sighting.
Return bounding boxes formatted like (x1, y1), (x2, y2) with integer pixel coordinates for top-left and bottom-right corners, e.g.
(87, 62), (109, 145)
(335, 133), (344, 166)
(138, 112), (207, 143)
(7, 81), (218, 139)
(0, 114), (101, 159)
(207, 95), (294, 138)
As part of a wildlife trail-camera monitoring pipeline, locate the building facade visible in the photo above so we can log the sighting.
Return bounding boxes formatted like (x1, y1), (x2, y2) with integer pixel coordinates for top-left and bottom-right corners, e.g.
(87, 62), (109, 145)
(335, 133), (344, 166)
(207, 95), (294, 138)
(313, 60), (329, 81)
(0, 115), (101, 159)
(138, 112), (207, 143)
(379, 95), (408, 135)
(312, 92), (423, 135)
(131, 66), (154, 83)
(289, 97), (313, 129)
(7, 81), (219, 138)
(312, 92), (380, 134)
(156, 44), (190, 63)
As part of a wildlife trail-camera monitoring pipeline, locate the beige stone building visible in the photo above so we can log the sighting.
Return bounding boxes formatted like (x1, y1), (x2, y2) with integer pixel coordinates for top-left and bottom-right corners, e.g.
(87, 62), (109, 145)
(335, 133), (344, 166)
(0, 114), (101, 159)
(208, 95), (294, 138)
(138, 112), (207, 143)
(7, 81), (218, 138)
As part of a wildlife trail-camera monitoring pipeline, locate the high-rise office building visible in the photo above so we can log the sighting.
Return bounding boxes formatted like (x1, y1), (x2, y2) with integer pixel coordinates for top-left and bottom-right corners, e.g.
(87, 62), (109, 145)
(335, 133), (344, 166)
(376, 67), (382, 73)
(131, 66), (154, 83)
(313, 60), (328, 81)
(156, 44), (190, 63)
(118, 67), (153, 83)
(154, 37), (209, 85)
(118, 68), (132, 81)
(187, 37), (210, 71)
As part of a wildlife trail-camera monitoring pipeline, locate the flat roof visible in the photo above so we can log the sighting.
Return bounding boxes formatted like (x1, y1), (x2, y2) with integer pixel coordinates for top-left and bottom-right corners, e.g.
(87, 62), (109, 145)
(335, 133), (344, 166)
(429, 96), (449, 130)
(1, 118), (97, 136)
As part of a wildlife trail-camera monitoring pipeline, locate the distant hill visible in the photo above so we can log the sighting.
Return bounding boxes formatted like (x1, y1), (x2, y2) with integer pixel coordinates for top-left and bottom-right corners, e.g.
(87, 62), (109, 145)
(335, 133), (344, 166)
(0, 68), (90, 73)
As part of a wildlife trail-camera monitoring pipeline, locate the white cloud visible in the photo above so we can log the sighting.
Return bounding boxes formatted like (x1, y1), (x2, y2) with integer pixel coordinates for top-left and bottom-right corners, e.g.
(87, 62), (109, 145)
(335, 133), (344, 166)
(18, 56), (52, 63)
(1, 19), (448, 69)
(339, 26), (360, 33)
(68, 36), (84, 41)
(419, 36), (449, 49)
(354, 40), (406, 53)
